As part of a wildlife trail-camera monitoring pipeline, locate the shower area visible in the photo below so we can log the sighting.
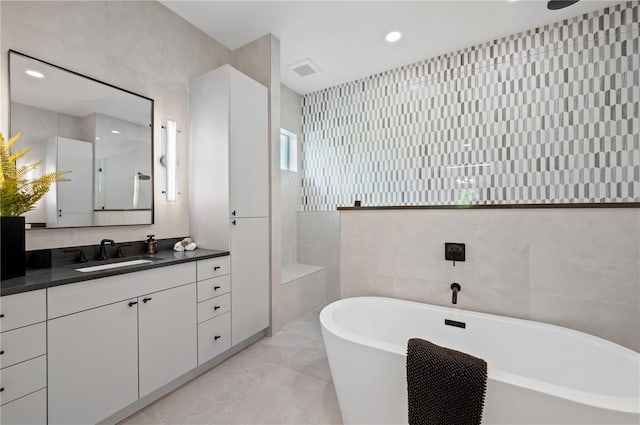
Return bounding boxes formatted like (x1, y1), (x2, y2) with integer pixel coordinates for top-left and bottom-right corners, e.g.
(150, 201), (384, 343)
(277, 84), (340, 330)
(96, 151), (152, 210)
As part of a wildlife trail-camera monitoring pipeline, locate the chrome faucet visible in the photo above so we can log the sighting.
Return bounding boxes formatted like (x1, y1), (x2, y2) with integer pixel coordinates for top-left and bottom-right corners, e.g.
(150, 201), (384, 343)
(450, 283), (461, 304)
(98, 239), (115, 260)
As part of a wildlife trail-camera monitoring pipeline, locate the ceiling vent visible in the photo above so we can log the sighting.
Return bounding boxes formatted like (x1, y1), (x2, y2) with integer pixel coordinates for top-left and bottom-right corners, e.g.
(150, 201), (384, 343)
(288, 58), (321, 78)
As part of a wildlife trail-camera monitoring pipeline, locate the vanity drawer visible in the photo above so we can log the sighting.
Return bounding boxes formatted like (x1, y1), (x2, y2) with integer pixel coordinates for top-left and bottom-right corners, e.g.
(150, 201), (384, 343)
(0, 323), (46, 369)
(198, 312), (231, 365)
(0, 290), (46, 333)
(197, 275), (231, 302)
(198, 293), (231, 323)
(0, 388), (46, 425)
(48, 262), (196, 319)
(197, 256), (230, 281)
(0, 355), (46, 406)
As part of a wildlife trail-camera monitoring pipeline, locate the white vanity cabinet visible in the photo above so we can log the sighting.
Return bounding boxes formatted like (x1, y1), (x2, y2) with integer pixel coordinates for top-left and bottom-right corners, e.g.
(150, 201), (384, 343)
(2, 256), (233, 425)
(48, 282), (198, 425)
(0, 289), (46, 333)
(48, 299), (139, 425)
(0, 290), (47, 425)
(46, 263), (198, 425)
(230, 217), (269, 345)
(0, 388), (47, 425)
(190, 65), (270, 347)
(196, 256), (232, 365)
(138, 284), (197, 397)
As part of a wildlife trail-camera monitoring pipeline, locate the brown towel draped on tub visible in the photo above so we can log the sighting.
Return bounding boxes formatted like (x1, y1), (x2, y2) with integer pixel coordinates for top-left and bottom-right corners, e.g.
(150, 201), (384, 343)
(406, 338), (487, 425)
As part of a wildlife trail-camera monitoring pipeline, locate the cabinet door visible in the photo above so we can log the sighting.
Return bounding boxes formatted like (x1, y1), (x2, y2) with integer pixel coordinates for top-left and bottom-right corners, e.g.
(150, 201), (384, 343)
(231, 217), (270, 345)
(0, 388), (46, 425)
(138, 284), (197, 397)
(197, 313), (231, 365)
(229, 68), (269, 218)
(48, 299), (138, 425)
(57, 137), (93, 227)
(0, 323), (46, 369)
(0, 289), (46, 332)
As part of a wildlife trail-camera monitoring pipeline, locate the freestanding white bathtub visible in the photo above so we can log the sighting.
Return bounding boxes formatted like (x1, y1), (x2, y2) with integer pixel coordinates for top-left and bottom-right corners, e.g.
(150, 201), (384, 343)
(320, 297), (640, 425)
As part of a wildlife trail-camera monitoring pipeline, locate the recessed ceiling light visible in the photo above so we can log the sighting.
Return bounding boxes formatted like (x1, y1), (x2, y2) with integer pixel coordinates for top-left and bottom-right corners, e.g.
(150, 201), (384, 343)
(25, 70), (44, 79)
(385, 31), (402, 43)
(111, 130), (120, 134)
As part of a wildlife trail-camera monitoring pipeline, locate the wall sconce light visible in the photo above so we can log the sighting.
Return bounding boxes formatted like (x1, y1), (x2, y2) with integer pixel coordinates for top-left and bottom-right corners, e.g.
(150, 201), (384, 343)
(161, 119), (179, 202)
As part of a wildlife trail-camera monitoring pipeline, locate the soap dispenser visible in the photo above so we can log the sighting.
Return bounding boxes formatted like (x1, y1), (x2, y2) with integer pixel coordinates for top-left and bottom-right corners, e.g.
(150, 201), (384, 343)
(145, 235), (158, 254)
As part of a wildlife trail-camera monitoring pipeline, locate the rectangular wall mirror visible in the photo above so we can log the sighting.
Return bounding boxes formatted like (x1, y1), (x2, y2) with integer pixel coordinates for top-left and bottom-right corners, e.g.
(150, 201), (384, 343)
(9, 50), (154, 228)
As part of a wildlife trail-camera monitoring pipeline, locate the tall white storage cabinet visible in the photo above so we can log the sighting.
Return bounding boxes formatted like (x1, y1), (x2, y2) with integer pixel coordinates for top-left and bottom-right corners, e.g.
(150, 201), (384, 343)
(189, 65), (270, 346)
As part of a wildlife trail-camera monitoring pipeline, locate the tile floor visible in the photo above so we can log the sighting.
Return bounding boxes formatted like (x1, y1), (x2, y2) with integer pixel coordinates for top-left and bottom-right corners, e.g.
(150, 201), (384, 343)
(121, 306), (343, 425)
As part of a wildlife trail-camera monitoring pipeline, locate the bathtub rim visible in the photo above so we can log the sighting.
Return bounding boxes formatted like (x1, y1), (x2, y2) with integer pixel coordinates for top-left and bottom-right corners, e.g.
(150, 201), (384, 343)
(320, 296), (640, 415)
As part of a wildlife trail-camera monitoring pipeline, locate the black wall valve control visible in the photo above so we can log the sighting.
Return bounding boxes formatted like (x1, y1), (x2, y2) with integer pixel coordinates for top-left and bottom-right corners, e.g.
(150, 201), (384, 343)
(445, 243), (466, 266)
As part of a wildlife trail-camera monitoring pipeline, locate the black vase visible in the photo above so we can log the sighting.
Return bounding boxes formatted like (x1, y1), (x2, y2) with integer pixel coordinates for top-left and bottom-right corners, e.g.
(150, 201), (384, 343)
(1, 216), (26, 280)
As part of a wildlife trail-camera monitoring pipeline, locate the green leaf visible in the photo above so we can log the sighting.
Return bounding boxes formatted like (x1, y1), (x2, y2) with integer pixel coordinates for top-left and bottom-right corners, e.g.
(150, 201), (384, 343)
(0, 132), (69, 217)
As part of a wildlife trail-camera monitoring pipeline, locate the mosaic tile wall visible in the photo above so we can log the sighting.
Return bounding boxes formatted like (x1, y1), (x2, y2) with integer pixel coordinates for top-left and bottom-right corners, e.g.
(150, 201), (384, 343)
(301, 2), (640, 211)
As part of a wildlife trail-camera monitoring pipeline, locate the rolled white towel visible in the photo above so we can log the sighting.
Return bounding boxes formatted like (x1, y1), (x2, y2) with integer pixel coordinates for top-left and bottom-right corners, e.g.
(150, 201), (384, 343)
(184, 242), (197, 251)
(173, 241), (185, 252)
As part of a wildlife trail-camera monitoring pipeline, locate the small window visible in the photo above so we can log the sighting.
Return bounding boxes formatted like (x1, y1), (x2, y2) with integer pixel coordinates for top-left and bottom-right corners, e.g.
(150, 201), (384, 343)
(280, 129), (298, 172)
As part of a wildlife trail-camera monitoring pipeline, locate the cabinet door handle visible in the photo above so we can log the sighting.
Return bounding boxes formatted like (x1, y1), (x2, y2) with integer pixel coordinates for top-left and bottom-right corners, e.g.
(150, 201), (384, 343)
(0, 350), (5, 355)
(214, 305), (221, 310)
(142, 297), (152, 303)
(214, 335), (221, 341)
(214, 286), (221, 290)
(231, 210), (236, 216)
(214, 266), (221, 271)
(231, 220), (236, 226)
(0, 387), (4, 392)
(128, 301), (138, 307)
(0, 314), (4, 318)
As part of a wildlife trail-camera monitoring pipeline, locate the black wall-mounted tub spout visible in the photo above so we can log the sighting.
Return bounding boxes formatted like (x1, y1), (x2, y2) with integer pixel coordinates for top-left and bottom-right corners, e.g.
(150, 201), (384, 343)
(451, 283), (461, 304)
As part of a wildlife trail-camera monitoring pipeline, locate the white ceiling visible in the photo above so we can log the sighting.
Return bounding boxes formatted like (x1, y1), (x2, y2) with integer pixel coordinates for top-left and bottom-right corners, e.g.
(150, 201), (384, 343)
(163, 0), (622, 95)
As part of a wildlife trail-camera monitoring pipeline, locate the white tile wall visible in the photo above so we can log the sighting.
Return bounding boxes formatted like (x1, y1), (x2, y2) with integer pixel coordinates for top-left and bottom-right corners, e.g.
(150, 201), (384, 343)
(280, 84), (303, 266)
(278, 85), (338, 329)
(298, 211), (340, 302)
(281, 170), (300, 266)
(302, 2), (640, 210)
(340, 208), (640, 351)
(279, 267), (328, 327)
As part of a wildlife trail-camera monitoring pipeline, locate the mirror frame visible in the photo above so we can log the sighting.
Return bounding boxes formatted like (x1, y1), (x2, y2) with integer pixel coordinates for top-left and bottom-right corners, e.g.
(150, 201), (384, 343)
(8, 49), (155, 227)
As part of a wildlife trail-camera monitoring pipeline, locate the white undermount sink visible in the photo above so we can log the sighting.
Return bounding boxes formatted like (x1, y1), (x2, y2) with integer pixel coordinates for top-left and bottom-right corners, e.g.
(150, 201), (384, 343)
(75, 259), (153, 273)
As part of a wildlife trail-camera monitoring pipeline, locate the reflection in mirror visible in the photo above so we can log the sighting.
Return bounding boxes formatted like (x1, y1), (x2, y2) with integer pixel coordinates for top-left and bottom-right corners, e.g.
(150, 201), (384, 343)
(9, 50), (154, 228)
(94, 114), (152, 211)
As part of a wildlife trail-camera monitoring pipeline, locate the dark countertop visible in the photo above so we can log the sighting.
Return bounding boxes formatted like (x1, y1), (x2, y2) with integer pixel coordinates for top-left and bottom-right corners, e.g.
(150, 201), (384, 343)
(1, 249), (229, 297)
